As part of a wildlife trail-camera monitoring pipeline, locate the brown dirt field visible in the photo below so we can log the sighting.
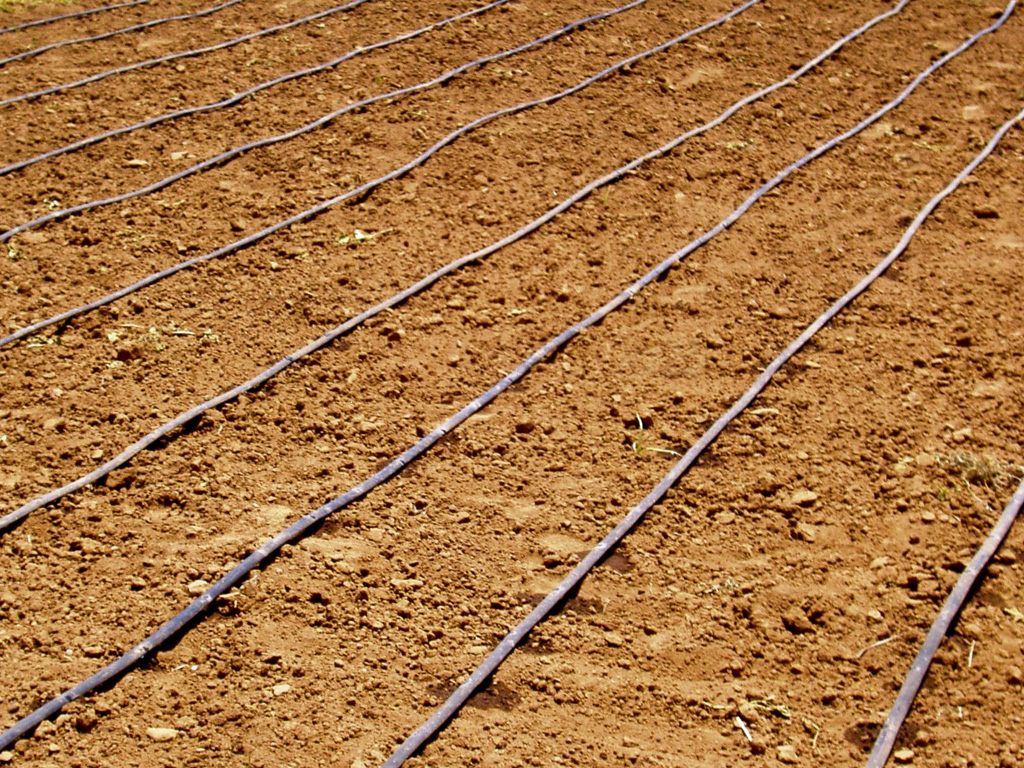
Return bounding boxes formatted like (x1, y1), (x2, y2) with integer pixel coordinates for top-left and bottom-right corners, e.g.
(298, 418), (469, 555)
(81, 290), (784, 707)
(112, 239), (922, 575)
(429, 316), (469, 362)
(1, 0), (1023, 766)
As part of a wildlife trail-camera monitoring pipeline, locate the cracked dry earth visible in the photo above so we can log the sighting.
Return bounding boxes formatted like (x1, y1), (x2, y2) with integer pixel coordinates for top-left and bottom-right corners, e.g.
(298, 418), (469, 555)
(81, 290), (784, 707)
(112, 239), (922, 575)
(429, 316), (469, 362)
(0, 0), (1022, 766)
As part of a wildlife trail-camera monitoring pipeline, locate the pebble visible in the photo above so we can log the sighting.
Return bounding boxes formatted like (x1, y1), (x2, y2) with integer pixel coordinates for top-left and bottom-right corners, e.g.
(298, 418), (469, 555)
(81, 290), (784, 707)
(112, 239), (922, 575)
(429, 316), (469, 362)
(146, 727), (178, 742)
(0, 751), (12, 763)
(187, 580), (209, 596)
(973, 204), (1000, 219)
(272, 684), (292, 697)
(604, 631), (625, 648)
(78, 537), (102, 556)
(777, 744), (798, 763)
(1009, 666), (1023, 686)
(790, 489), (819, 508)
(921, 511), (936, 523)
(782, 607), (815, 634)
(894, 748), (915, 763)
(994, 548), (1017, 565)
(126, 158), (150, 168)
(962, 105), (985, 121)
(794, 522), (817, 543)
(951, 426), (972, 443)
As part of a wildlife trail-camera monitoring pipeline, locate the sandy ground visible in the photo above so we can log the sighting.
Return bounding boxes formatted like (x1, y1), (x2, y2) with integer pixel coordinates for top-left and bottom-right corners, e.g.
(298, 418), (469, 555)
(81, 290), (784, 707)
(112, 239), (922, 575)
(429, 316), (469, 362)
(0, 0), (1022, 766)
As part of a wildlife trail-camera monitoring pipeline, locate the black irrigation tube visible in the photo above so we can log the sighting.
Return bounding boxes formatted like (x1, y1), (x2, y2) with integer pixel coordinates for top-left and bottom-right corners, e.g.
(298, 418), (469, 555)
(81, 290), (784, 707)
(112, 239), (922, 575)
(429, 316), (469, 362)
(0, 0), (755, 346)
(0, 0), (1014, 750)
(0, 0), (893, 532)
(0, 0), (375, 107)
(0, 0), (505, 170)
(0, 0), (152, 37)
(868, 469), (1024, 768)
(0, 0), (764, 527)
(0, 0), (244, 67)
(385, 50), (1024, 768)
(0, 0), (650, 247)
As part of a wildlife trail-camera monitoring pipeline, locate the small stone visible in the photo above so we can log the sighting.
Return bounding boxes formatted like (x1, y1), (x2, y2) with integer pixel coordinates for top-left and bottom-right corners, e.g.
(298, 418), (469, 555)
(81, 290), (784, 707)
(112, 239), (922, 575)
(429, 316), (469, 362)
(951, 426), (972, 443)
(604, 631), (625, 648)
(794, 522), (817, 543)
(962, 105), (985, 121)
(782, 607), (814, 634)
(272, 684), (292, 697)
(1009, 666), (1023, 686)
(0, 751), (13, 763)
(738, 702), (760, 723)
(146, 727), (178, 742)
(894, 748), (915, 763)
(749, 733), (768, 755)
(186, 580), (209, 596)
(515, 420), (536, 434)
(43, 417), (67, 432)
(702, 332), (726, 349)
(777, 744), (798, 763)
(921, 511), (936, 523)
(994, 548), (1017, 565)
(959, 622), (983, 640)
(229, 220), (246, 232)
(790, 489), (819, 507)
(78, 537), (102, 555)
(973, 204), (1000, 219)
(126, 158), (150, 168)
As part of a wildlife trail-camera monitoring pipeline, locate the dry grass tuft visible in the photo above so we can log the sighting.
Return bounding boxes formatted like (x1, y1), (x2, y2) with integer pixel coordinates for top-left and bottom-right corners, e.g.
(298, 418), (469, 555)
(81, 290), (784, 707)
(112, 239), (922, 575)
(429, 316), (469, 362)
(942, 451), (1024, 490)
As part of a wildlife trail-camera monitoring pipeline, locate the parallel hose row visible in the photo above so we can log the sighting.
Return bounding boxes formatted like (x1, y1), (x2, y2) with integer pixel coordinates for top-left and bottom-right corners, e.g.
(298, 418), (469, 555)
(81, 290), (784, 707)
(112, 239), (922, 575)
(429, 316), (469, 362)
(386, 93), (1024, 768)
(0, 0), (374, 107)
(0, 0), (896, 534)
(0, 0), (152, 37)
(0, 0), (649, 248)
(0, 0), (507, 167)
(868, 468), (1024, 768)
(1, 0), (1014, 751)
(0, 0), (751, 347)
(0, 0), (244, 68)
(0, 0), (765, 528)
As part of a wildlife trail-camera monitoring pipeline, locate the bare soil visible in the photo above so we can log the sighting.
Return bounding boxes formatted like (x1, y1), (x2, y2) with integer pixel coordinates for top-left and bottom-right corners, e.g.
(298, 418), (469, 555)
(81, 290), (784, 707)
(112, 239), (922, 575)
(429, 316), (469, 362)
(1, 0), (1022, 767)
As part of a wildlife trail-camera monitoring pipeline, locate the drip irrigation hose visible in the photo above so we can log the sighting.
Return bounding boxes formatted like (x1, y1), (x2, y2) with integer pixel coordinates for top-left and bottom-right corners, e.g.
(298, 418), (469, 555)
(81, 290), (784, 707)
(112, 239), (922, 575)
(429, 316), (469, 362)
(0, 0), (650, 247)
(0, 0), (506, 170)
(0, 0), (889, 536)
(0, 0), (245, 68)
(0, 1), (1014, 750)
(384, 69), (1024, 768)
(0, 0), (376, 108)
(867, 472), (1024, 768)
(0, 0), (758, 347)
(0, 0), (904, 533)
(0, 0), (763, 530)
(0, 0), (651, 245)
(0, 0), (152, 37)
